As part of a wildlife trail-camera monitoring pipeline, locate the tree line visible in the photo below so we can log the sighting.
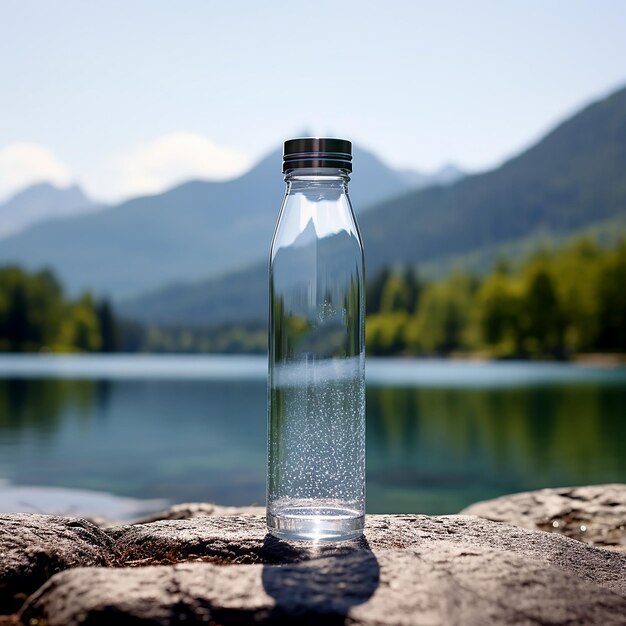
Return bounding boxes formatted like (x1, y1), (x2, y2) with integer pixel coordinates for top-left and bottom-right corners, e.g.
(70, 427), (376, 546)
(366, 238), (626, 357)
(0, 267), (118, 352)
(1, 237), (625, 357)
(0, 266), (267, 354)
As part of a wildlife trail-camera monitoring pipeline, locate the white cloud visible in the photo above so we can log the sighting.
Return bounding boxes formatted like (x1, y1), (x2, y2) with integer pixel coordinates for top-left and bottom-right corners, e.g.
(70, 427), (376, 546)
(85, 132), (251, 202)
(0, 143), (73, 201)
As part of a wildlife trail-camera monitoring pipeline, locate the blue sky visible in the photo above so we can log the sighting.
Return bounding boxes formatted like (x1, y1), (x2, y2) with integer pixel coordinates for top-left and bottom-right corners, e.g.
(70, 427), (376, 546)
(1, 1), (625, 202)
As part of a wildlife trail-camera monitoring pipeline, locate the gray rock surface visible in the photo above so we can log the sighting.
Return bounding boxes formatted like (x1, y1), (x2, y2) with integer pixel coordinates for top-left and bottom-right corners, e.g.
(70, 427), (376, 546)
(461, 484), (626, 552)
(0, 514), (116, 614)
(133, 501), (265, 524)
(16, 514), (626, 625)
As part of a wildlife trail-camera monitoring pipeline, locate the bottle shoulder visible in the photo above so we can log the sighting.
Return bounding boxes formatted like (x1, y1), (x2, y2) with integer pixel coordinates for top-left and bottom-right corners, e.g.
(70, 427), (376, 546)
(271, 190), (362, 258)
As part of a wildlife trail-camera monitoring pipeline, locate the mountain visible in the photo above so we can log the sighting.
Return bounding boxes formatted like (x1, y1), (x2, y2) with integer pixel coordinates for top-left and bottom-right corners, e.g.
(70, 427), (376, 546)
(0, 146), (414, 298)
(361, 86), (626, 272)
(0, 183), (101, 238)
(119, 85), (626, 326)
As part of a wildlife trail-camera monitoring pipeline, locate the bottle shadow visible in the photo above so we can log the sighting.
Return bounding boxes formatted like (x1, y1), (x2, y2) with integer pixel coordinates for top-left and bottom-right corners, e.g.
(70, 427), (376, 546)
(260, 533), (380, 624)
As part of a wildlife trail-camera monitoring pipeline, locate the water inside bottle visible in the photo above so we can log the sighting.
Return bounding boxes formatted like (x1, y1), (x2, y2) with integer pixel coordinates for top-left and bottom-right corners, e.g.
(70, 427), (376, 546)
(267, 355), (365, 540)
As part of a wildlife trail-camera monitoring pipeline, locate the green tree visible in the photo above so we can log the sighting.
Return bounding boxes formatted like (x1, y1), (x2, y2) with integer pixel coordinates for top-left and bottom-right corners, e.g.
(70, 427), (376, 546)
(0, 267), (64, 351)
(380, 273), (412, 313)
(96, 299), (120, 352)
(403, 266), (422, 313)
(406, 273), (474, 354)
(366, 267), (390, 314)
(3, 280), (30, 351)
(520, 265), (565, 357)
(366, 312), (409, 355)
(0, 266), (110, 353)
(57, 294), (102, 352)
(550, 239), (601, 353)
(595, 241), (626, 351)
(474, 272), (521, 356)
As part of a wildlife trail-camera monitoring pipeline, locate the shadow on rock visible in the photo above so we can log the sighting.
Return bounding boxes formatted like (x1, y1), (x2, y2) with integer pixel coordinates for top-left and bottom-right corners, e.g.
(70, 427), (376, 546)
(261, 534), (380, 624)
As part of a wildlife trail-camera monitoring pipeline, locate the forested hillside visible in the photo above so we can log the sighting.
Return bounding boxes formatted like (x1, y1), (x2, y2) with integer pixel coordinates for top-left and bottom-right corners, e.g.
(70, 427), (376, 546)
(360, 85), (626, 271)
(120, 86), (626, 327)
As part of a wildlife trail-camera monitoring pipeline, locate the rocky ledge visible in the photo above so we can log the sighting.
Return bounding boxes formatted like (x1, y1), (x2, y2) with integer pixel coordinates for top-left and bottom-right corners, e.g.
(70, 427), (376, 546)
(1, 485), (625, 625)
(461, 483), (626, 552)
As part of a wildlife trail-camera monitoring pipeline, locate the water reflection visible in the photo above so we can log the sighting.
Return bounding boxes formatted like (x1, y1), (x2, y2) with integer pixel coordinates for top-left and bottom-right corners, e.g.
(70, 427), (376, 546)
(0, 377), (268, 506)
(0, 361), (624, 515)
(367, 384), (626, 512)
(0, 378), (95, 435)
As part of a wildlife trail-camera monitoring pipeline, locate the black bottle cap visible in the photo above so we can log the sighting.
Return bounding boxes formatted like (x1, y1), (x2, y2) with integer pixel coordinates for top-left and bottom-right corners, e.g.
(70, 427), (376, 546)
(283, 137), (352, 173)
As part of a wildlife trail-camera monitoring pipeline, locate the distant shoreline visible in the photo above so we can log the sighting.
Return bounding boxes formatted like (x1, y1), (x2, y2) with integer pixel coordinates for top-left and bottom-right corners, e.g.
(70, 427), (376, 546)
(1, 353), (625, 388)
(1, 351), (626, 367)
(573, 353), (626, 366)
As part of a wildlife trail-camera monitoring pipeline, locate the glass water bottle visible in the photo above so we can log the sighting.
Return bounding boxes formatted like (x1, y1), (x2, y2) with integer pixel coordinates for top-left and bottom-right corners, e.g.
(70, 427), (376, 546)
(267, 138), (365, 541)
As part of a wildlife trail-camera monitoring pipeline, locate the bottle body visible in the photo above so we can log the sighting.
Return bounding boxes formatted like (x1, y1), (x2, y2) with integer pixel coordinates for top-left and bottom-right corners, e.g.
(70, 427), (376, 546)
(267, 166), (365, 541)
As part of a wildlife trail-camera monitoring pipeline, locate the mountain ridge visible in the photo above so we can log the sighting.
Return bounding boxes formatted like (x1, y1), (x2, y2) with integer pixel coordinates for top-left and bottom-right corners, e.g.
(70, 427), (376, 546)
(119, 84), (626, 326)
(0, 145), (423, 298)
(0, 183), (101, 238)
(366, 87), (626, 270)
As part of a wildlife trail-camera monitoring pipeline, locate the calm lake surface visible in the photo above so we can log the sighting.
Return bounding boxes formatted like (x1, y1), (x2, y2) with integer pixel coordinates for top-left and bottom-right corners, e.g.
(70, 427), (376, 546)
(0, 355), (625, 518)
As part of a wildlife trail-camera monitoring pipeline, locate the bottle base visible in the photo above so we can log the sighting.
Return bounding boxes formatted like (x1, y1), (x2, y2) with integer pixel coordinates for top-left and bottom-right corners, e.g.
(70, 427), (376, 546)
(267, 505), (364, 541)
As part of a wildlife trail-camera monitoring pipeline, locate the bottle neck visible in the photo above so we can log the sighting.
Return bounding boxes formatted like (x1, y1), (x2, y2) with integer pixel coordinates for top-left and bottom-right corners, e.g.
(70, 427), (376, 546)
(284, 167), (350, 192)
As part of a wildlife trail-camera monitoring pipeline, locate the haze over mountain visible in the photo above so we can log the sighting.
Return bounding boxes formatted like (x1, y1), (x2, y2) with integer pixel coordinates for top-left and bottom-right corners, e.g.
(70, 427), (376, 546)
(0, 145), (428, 298)
(0, 183), (101, 238)
(397, 163), (464, 189)
(119, 84), (626, 327)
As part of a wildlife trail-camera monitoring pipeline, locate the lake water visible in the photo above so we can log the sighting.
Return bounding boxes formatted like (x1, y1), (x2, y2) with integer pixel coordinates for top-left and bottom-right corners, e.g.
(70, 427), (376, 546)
(0, 355), (624, 519)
